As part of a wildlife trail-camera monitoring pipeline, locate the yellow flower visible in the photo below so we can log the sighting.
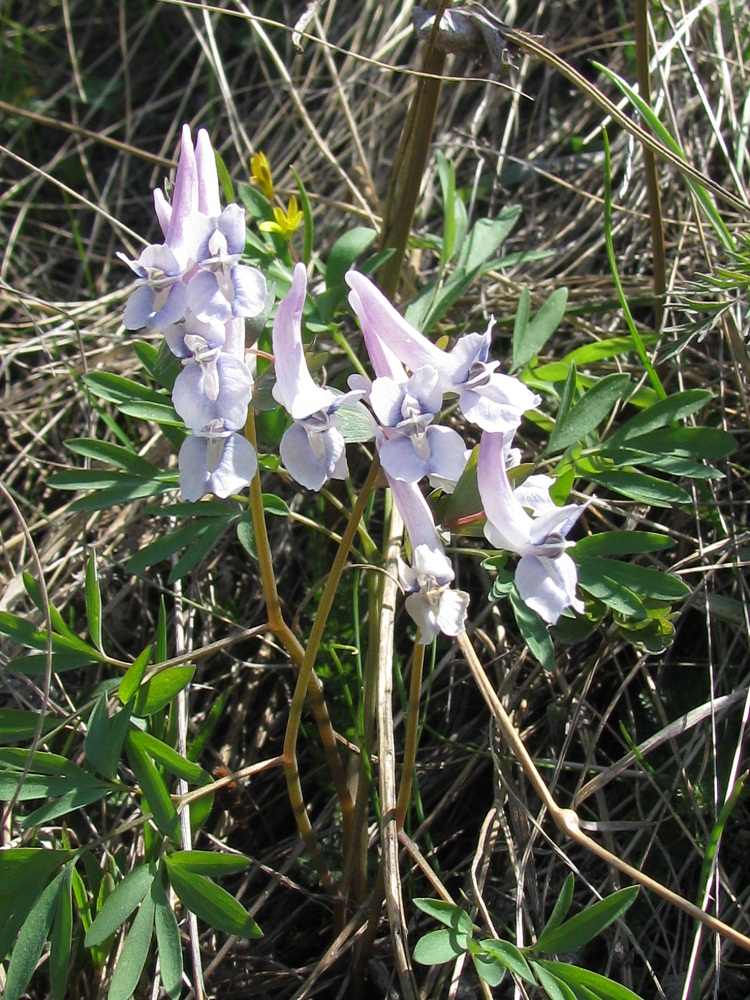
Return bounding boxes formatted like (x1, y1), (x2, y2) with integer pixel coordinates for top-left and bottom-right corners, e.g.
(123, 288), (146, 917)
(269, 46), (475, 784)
(259, 195), (304, 239)
(250, 151), (274, 200)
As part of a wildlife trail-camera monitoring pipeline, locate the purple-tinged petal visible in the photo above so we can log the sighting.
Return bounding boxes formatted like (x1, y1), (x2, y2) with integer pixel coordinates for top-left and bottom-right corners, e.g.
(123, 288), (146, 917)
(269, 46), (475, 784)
(279, 422), (328, 491)
(424, 426), (469, 482)
(186, 270), (233, 322)
(477, 432), (533, 552)
(388, 477), (444, 557)
(179, 431), (257, 501)
(231, 264), (267, 318)
(123, 281), (188, 331)
(369, 376), (408, 427)
(380, 435), (430, 483)
(153, 188), (171, 237)
(272, 263), (335, 418)
(345, 272), (416, 381)
(173, 353), (253, 432)
(195, 128), (222, 217)
(458, 371), (540, 433)
(516, 552), (583, 624)
(223, 317), (247, 362)
(162, 315), (227, 357)
(514, 474), (554, 512)
(166, 124), (198, 251)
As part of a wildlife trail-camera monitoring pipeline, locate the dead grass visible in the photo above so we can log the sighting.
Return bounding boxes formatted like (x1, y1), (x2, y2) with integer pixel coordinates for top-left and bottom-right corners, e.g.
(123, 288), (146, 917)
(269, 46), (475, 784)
(1, 1), (750, 998)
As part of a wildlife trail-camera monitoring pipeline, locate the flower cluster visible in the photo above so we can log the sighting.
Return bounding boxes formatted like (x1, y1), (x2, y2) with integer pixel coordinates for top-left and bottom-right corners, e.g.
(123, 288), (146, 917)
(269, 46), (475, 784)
(344, 273), (589, 629)
(119, 125), (266, 501)
(120, 127), (589, 638)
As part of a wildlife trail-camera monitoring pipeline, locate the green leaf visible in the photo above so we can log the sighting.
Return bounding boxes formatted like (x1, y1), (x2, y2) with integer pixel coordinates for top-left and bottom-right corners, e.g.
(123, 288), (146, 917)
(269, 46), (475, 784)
(107, 891), (155, 1000)
(574, 557), (690, 603)
(0, 707), (58, 743)
(585, 469), (690, 506)
(126, 517), (232, 575)
(64, 438), (160, 478)
(168, 518), (229, 583)
(472, 951), (506, 986)
(574, 532), (674, 557)
(335, 398), (377, 443)
(85, 551), (103, 651)
(541, 874), (575, 936)
(4, 867), (67, 1000)
(0, 611), (103, 660)
(49, 864), (74, 1000)
(455, 206), (522, 272)
(574, 563), (647, 619)
(413, 898), (473, 934)
(325, 227), (377, 290)
(479, 938), (536, 984)
(291, 165), (314, 265)
(152, 877), (183, 1000)
(85, 693), (132, 780)
(84, 864), (155, 947)
(533, 962), (578, 1000)
(6, 649), (100, 676)
(412, 927), (469, 965)
(167, 849), (251, 877)
(533, 887), (638, 955)
(510, 590), (555, 670)
(236, 518), (257, 559)
(546, 373), (631, 454)
(21, 786), (112, 829)
(512, 286), (531, 363)
(512, 287), (568, 371)
(126, 734), (180, 841)
(608, 389), (712, 444)
(165, 861), (262, 938)
(83, 371), (169, 406)
(132, 665), (195, 717)
(119, 646), (153, 705)
(127, 730), (209, 784)
(622, 426), (735, 461)
(21, 573), (79, 641)
(537, 960), (646, 1000)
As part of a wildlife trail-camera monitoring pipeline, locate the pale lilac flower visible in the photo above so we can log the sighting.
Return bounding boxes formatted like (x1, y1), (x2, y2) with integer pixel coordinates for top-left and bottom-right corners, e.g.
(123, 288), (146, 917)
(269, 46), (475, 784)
(162, 314), (227, 358)
(345, 270), (540, 433)
(179, 425), (257, 501)
(444, 325), (541, 433)
(172, 343), (253, 433)
(272, 263), (361, 491)
(153, 124), (215, 252)
(477, 431), (588, 624)
(389, 476), (469, 643)
(369, 368), (468, 484)
(118, 244), (188, 331)
(187, 263), (267, 324)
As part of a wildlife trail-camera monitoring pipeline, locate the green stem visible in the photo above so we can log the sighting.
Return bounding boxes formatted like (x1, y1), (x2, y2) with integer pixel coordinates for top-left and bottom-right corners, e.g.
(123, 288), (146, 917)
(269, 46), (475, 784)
(634, 0), (666, 331)
(282, 457), (383, 891)
(245, 407), (349, 896)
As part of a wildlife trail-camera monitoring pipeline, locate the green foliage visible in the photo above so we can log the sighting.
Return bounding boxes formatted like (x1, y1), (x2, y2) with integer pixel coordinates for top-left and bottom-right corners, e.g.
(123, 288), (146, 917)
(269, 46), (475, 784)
(413, 878), (643, 999)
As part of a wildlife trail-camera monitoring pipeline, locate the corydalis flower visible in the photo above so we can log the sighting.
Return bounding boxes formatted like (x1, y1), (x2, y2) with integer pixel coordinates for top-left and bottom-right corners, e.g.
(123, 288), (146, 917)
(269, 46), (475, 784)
(477, 431), (588, 624)
(179, 426), (257, 502)
(389, 476), (469, 643)
(172, 343), (253, 433)
(272, 263), (359, 491)
(346, 270), (539, 434)
(369, 367), (467, 484)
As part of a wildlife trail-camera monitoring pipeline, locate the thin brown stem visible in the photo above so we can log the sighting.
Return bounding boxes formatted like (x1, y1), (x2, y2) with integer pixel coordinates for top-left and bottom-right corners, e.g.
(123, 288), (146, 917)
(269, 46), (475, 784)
(457, 631), (750, 954)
